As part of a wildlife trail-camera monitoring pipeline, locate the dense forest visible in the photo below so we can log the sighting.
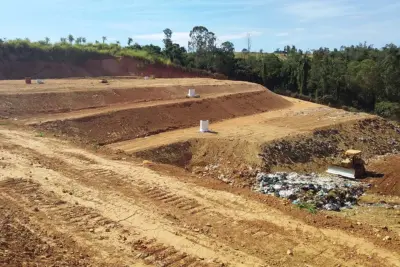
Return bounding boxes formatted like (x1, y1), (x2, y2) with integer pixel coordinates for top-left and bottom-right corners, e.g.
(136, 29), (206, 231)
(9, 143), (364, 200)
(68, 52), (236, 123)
(1, 26), (399, 118)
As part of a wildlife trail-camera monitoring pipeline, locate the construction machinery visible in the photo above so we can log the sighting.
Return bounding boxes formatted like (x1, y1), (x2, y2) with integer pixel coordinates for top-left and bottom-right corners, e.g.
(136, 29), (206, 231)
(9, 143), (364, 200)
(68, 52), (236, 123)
(326, 149), (366, 179)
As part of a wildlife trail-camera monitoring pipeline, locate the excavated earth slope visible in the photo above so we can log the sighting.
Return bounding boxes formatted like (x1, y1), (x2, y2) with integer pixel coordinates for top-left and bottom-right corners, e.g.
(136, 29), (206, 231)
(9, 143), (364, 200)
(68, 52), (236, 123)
(0, 78), (263, 117)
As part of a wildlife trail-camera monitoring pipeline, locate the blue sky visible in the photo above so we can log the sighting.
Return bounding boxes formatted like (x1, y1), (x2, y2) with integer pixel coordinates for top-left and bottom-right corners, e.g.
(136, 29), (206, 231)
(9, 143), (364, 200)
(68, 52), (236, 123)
(1, 0), (400, 52)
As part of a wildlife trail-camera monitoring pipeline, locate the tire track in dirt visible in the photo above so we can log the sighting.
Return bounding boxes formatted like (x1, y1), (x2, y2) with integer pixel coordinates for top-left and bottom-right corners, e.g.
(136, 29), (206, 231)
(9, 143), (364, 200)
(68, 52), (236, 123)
(0, 135), (264, 266)
(0, 129), (398, 267)
(0, 179), (220, 267)
(0, 194), (100, 267)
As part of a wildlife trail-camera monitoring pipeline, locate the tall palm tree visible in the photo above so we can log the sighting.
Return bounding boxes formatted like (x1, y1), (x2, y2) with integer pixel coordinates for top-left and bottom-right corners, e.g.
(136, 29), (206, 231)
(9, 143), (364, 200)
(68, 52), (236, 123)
(102, 36), (107, 44)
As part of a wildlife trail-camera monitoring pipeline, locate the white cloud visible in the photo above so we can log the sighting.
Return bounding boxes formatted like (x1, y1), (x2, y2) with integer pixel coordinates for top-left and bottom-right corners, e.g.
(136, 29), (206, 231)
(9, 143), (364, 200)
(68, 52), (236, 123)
(283, 0), (356, 21)
(276, 32), (289, 37)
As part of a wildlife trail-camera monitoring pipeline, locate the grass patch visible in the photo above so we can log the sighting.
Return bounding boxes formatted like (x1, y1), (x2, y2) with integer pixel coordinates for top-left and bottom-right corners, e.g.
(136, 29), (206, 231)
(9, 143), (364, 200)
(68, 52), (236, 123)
(295, 202), (317, 214)
(35, 132), (45, 137)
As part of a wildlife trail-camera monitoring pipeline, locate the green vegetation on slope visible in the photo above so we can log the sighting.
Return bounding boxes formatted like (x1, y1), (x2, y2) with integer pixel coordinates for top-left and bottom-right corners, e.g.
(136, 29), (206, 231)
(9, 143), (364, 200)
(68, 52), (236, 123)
(0, 37), (171, 64)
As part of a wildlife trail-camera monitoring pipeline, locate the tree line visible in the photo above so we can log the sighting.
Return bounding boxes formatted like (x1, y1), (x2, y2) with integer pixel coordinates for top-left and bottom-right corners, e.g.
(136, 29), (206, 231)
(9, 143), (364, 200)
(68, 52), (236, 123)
(161, 26), (400, 119)
(0, 26), (399, 118)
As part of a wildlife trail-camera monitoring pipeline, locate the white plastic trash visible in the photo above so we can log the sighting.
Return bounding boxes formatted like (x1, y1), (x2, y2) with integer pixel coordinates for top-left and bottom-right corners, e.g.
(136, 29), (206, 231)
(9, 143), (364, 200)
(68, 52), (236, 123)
(36, 79), (44, 84)
(188, 89), (196, 97)
(200, 120), (209, 132)
(144, 76), (149, 80)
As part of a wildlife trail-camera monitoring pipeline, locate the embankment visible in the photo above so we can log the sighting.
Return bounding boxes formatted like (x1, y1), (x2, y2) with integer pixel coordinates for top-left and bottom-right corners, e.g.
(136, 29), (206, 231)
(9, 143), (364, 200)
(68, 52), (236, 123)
(0, 80), (263, 117)
(36, 90), (292, 145)
(0, 57), (223, 80)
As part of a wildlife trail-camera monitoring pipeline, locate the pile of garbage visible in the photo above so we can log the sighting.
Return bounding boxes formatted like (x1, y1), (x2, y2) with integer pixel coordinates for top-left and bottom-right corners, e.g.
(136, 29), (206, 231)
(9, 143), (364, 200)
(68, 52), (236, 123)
(255, 172), (368, 211)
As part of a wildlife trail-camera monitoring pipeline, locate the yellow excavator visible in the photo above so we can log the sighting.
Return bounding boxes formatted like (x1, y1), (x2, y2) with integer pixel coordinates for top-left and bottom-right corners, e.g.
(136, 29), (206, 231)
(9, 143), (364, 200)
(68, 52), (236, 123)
(326, 150), (366, 179)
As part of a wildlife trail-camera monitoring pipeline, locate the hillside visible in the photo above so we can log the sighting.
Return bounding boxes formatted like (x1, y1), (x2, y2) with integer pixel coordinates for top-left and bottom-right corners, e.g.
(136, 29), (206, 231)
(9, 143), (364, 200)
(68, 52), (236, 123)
(0, 56), (222, 80)
(0, 39), (222, 79)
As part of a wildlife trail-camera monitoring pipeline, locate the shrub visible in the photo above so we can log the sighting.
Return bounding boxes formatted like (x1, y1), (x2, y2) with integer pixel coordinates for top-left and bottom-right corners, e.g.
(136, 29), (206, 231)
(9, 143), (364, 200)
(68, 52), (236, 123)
(318, 95), (338, 106)
(375, 101), (400, 119)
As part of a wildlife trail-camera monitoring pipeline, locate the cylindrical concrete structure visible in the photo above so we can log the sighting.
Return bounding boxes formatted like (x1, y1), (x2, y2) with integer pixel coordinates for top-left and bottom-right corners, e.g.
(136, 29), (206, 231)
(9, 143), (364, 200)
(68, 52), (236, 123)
(188, 89), (196, 97)
(200, 120), (209, 132)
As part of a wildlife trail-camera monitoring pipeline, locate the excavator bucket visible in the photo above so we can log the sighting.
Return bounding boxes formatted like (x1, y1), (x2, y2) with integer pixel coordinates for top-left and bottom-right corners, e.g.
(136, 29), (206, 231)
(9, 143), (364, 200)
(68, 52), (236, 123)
(326, 165), (356, 179)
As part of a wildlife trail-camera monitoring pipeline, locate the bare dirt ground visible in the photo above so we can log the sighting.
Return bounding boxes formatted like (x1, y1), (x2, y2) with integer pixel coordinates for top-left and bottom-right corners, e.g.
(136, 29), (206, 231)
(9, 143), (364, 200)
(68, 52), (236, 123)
(1, 127), (399, 267)
(108, 98), (373, 154)
(365, 154), (400, 196)
(0, 78), (263, 117)
(1, 78), (399, 266)
(0, 78), (251, 94)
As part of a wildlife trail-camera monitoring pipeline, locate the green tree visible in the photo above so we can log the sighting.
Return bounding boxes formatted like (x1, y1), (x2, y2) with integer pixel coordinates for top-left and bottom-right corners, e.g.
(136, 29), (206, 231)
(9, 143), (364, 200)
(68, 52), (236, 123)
(380, 44), (400, 102)
(188, 26), (216, 53)
(102, 36), (107, 44)
(213, 41), (235, 76)
(162, 28), (186, 65)
(68, 34), (74, 44)
(261, 53), (283, 90)
(128, 37), (133, 46)
(188, 26), (216, 69)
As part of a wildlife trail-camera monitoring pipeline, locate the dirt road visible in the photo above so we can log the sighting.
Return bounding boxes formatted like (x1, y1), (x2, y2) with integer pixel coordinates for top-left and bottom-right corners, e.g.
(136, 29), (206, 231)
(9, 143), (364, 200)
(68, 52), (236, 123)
(1, 126), (399, 267)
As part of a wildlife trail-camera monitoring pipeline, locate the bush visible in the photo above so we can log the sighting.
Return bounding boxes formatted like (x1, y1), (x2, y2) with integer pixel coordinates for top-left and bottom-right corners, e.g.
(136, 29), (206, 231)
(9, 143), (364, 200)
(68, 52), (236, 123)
(375, 101), (400, 119)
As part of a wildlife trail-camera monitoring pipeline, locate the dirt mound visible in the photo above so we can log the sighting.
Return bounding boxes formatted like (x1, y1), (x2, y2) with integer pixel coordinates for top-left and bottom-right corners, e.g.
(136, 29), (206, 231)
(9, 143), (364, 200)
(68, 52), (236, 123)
(37, 90), (292, 145)
(0, 79), (262, 117)
(0, 57), (223, 80)
(365, 155), (400, 196)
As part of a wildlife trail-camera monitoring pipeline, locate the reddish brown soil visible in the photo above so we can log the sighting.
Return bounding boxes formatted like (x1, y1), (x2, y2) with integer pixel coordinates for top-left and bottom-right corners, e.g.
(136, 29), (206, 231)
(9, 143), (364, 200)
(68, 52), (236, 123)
(0, 57), (223, 80)
(0, 78), (260, 117)
(0, 197), (98, 267)
(365, 155), (400, 196)
(0, 128), (399, 267)
(38, 90), (292, 145)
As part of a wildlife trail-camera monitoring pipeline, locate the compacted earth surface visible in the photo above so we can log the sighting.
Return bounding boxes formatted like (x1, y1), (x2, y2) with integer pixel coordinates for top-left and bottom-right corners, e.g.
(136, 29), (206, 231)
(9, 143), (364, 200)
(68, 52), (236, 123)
(0, 77), (399, 267)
